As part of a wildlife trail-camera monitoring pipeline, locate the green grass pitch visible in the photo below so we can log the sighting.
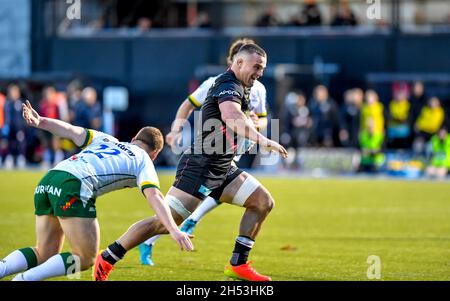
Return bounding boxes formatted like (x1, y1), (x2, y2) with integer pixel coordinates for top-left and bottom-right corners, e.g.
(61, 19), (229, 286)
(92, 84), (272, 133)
(1, 170), (449, 281)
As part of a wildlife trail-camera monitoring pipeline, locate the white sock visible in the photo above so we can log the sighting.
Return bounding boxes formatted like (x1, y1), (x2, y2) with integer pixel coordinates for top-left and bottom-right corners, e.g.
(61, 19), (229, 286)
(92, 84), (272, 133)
(0, 250), (28, 278)
(20, 253), (76, 281)
(144, 234), (161, 246)
(190, 196), (220, 222)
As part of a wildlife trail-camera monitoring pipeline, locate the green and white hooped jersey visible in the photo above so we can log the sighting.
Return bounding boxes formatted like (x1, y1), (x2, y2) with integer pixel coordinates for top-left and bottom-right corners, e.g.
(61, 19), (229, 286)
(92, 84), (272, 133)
(52, 129), (160, 203)
(188, 76), (268, 157)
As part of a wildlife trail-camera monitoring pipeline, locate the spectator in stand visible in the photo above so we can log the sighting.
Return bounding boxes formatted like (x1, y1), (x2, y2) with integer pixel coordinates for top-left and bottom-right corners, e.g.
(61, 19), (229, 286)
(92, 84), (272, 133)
(359, 118), (385, 173)
(75, 87), (102, 131)
(425, 128), (450, 179)
(414, 96), (445, 155)
(409, 81), (426, 129)
(360, 89), (384, 136)
(255, 3), (280, 27)
(308, 85), (339, 147)
(136, 17), (152, 33)
(66, 80), (83, 123)
(387, 89), (411, 149)
(290, 0), (322, 26)
(281, 90), (312, 168)
(331, 0), (358, 27)
(39, 85), (65, 168)
(195, 11), (212, 28)
(339, 88), (363, 148)
(3, 84), (28, 169)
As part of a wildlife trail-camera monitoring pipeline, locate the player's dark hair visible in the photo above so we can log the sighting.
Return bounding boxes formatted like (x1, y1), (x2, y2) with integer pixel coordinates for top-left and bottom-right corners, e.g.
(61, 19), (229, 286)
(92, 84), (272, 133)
(236, 43), (267, 59)
(227, 38), (256, 65)
(134, 126), (164, 152)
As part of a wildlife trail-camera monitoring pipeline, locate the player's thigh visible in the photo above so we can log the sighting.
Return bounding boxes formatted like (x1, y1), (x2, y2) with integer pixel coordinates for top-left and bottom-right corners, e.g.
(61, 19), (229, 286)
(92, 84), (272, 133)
(58, 217), (100, 266)
(219, 172), (271, 208)
(166, 186), (203, 223)
(35, 214), (65, 262)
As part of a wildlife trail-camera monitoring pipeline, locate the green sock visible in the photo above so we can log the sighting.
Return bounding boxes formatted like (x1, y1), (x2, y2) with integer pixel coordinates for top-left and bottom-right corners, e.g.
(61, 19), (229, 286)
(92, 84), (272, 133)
(18, 247), (38, 269)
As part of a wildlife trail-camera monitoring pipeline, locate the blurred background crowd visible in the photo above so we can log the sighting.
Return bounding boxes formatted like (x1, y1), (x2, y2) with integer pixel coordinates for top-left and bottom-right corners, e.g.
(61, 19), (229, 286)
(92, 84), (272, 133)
(1, 78), (450, 179)
(0, 80), (105, 169)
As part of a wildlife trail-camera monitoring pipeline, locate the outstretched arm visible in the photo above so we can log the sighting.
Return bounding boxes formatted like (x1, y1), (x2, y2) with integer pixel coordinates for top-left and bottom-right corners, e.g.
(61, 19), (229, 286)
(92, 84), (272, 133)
(166, 99), (196, 147)
(22, 100), (87, 147)
(143, 187), (194, 251)
(219, 101), (288, 158)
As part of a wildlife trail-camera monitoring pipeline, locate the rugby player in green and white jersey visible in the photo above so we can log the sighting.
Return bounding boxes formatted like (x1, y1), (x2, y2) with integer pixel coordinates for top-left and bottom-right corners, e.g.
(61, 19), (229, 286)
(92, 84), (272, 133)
(0, 101), (193, 281)
(139, 38), (269, 266)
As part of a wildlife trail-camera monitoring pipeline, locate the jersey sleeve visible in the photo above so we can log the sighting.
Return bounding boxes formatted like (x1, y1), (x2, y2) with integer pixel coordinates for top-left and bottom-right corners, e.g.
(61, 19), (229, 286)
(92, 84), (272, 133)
(251, 81), (268, 117)
(137, 155), (160, 193)
(80, 129), (119, 149)
(214, 80), (244, 106)
(188, 77), (216, 109)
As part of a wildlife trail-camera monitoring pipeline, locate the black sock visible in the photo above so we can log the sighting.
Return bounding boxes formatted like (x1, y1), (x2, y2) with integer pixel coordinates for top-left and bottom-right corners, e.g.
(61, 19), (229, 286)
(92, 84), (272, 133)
(230, 236), (254, 266)
(101, 241), (127, 265)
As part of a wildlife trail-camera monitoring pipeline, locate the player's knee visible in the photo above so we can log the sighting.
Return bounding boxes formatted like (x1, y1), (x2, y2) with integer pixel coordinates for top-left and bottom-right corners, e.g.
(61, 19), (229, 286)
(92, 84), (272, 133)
(259, 192), (275, 214)
(246, 189), (274, 214)
(75, 253), (96, 270)
(155, 219), (170, 234)
(81, 255), (95, 270)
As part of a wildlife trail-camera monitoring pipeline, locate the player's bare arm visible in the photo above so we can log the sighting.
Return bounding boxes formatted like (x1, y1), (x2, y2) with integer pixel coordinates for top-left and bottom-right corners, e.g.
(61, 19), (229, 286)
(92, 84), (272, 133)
(166, 99), (196, 147)
(22, 100), (86, 147)
(143, 187), (194, 251)
(219, 101), (288, 158)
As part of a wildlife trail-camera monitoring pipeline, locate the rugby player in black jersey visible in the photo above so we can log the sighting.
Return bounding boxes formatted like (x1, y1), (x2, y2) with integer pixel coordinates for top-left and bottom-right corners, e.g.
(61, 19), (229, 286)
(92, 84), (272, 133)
(94, 44), (288, 281)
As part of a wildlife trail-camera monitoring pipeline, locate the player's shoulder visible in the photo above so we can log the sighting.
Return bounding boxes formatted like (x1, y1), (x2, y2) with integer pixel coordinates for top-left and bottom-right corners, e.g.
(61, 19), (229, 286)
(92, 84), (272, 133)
(203, 75), (219, 86)
(212, 71), (244, 97)
(81, 129), (119, 148)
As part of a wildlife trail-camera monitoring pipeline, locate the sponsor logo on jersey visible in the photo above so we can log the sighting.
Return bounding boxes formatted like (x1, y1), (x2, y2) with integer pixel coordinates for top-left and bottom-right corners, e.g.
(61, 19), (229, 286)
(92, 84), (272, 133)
(35, 185), (62, 197)
(218, 90), (240, 97)
(113, 142), (135, 157)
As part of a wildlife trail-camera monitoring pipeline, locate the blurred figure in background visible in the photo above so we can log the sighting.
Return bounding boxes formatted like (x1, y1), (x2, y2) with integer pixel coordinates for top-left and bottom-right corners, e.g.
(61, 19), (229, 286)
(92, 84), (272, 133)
(339, 88), (363, 148)
(414, 96), (445, 156)
(39, 85), (65, 168)
(409, 81), (426, 132)
(3, 84), (27, 169)
(136, 17), (152, 33)
(331, 0), (358, 27)
(359, 118), (385, 173)
(74, 87), (102, 131)
(0, 90), (8, 165)
(281, 90), (312, 169)
(387, 89), (411, 149)
(255, 3), (280, 27)
(425, 128), (450, 179)
(308, 85), (338, 147)
(293, 0), (323, 26)
(360, 89), (384, 136)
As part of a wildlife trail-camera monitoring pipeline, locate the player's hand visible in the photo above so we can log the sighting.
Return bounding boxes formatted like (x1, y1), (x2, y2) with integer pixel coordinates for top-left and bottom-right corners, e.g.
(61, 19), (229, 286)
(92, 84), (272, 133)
(170, 229), (194, 251)
(166, 130), (182, 148)
(262, 139), (288, 159)
(22, 100), (41, 128)
(249, 111), (260, 128)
